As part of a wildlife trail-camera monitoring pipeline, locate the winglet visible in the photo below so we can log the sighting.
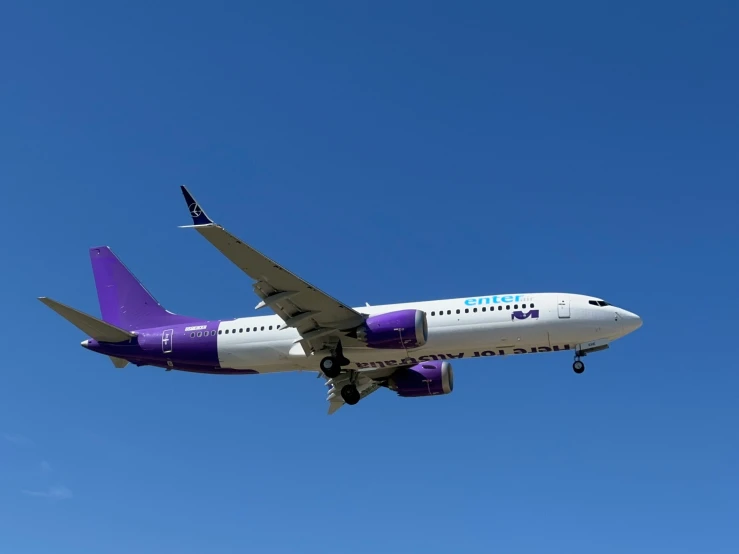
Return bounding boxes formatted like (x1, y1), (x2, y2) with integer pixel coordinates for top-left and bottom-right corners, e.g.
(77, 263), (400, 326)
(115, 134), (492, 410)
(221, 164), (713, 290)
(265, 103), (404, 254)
(180, 186), (214, 226)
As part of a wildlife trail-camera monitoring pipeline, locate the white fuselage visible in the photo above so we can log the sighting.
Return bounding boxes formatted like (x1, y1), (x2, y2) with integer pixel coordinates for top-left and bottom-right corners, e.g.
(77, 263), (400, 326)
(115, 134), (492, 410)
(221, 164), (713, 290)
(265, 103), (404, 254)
(208, 292), (642, 373)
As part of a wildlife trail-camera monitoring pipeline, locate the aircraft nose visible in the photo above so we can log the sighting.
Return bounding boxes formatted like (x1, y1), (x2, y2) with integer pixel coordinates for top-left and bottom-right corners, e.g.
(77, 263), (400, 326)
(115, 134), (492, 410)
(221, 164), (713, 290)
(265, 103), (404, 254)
(620, 310), (643, 334)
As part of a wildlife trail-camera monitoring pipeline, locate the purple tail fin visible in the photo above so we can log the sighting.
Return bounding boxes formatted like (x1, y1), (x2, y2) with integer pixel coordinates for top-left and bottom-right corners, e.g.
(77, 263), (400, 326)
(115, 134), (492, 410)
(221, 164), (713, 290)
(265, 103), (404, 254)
(89, 247), (198, 330)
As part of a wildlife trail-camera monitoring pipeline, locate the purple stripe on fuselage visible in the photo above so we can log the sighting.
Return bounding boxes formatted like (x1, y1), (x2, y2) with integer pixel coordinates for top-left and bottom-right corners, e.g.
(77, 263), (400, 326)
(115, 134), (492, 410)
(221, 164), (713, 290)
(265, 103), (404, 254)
(85, 320), (237, 373)
(140, 322), (220, 367)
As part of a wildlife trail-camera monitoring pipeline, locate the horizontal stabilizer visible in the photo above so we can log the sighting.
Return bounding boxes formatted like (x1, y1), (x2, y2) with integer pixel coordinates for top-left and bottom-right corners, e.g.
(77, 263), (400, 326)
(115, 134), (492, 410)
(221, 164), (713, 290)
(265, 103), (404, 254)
(38, 297), (136, 343)
(109, 356), (129, 368)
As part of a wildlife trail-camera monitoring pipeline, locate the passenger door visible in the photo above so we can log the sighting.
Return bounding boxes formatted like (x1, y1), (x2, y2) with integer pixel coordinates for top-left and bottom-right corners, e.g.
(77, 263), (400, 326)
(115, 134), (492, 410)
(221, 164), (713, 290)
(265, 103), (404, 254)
(557, 295), (570, 319)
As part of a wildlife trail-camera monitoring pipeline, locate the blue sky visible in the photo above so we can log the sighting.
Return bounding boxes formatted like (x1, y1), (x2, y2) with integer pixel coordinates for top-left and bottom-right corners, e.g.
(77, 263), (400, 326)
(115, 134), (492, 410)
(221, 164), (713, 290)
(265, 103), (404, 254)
(1, 1), (738, 552)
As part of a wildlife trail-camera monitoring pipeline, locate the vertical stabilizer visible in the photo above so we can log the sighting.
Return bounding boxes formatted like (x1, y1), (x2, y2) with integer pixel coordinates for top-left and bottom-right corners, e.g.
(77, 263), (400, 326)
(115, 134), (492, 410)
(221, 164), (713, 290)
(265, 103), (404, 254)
(89, 247), (197, 330)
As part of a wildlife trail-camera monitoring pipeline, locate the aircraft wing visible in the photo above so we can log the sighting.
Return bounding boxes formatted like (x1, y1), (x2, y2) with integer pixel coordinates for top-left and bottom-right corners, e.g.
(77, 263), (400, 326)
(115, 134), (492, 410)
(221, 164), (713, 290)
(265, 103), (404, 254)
(179, 186), (365, 355)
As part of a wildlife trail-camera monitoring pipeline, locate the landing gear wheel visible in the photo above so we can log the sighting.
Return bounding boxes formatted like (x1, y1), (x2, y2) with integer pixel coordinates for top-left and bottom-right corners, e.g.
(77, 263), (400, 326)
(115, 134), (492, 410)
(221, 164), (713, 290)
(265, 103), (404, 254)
(341, 384), (361, 405)
(320, 356), (341, 379)
(572, 360), (585, 374)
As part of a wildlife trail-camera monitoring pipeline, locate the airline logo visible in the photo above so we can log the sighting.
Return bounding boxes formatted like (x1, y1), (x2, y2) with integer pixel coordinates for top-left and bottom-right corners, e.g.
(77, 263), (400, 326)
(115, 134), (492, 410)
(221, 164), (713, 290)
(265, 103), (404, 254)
(512, 309), (539, 320)
(464, 294), (523, 306)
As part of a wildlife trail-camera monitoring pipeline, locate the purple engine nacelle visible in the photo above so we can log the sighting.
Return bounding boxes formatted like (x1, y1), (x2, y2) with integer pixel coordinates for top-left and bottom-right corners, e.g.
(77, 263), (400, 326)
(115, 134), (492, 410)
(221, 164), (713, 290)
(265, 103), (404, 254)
(389, 360), (454, 397)
(356, 309), (428, 349)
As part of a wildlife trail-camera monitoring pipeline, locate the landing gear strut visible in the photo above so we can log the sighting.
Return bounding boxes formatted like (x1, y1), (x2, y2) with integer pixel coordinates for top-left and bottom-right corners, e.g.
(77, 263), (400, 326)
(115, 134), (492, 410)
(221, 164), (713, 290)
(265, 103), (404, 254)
(572, 358), (585, 374)
(340, 384), (361, 405)
(320, 341), (350, 379)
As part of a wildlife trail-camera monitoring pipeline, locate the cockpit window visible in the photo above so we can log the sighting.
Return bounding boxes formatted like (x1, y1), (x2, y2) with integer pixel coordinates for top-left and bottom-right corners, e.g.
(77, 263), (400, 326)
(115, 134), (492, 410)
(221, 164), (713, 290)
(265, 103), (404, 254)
(589, 299), (611, 307)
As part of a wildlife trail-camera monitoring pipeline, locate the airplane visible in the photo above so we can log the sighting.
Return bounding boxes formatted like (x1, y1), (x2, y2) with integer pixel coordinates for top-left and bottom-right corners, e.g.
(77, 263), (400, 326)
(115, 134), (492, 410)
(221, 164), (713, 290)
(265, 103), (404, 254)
(39, 187), (643, 414)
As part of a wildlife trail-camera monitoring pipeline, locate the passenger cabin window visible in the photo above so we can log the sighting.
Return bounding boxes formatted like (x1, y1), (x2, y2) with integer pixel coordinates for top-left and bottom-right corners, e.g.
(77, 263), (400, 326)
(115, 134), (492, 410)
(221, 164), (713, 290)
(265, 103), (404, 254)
(465, 309), (469, 313)
(506, 305), (510, 310)
(431, 311), (435, 316)
(473, 308), (478, 312)
(498, 306), (502, 310)
(456, 309), (460, 314)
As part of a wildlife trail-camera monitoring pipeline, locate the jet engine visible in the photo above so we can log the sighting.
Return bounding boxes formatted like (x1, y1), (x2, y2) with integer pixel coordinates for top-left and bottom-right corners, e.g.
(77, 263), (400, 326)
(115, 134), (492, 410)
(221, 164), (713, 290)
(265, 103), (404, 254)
(389, 360), (454, 397)
(355, 309), (428, 349)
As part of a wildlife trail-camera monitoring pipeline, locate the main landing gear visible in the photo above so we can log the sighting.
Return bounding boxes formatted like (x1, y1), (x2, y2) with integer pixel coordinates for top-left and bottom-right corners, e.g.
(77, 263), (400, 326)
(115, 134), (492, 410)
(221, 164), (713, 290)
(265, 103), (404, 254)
(340, 384), (361, 405)
(320, 341), (361, 406)
(320, 356), (341, 378)
(320, 341), (350, 379)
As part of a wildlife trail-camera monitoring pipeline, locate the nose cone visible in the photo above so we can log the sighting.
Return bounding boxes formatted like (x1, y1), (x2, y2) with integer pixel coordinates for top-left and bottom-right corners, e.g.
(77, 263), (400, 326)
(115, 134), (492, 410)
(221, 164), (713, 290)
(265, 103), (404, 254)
(620, 310), (643, 334)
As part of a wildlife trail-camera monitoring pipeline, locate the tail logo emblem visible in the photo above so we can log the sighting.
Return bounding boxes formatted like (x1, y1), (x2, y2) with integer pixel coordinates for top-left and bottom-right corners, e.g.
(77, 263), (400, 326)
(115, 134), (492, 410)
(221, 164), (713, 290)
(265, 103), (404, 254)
(189, 203), (202, 218)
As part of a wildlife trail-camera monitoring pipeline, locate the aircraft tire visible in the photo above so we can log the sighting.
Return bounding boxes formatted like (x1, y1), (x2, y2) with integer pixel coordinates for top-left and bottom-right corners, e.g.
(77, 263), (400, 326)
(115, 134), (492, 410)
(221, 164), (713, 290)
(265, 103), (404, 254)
(320, 356), (341, 378)
(341, 384), (361, 405)
(573, 360), (585, 374)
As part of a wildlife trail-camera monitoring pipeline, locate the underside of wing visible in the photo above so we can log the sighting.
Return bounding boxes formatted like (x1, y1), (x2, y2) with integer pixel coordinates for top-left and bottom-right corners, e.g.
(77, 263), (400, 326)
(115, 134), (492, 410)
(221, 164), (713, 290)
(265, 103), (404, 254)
(179, 186), (365, 354)
(323, 357), (456, 414)
(322, 362), (414, 414)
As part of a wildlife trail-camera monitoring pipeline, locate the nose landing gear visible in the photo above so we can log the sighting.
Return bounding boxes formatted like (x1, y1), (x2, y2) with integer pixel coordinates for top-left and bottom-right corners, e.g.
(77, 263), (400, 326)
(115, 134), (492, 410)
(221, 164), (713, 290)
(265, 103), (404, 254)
(571, 339), (610, 373)
(572, 358), (585, 374)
